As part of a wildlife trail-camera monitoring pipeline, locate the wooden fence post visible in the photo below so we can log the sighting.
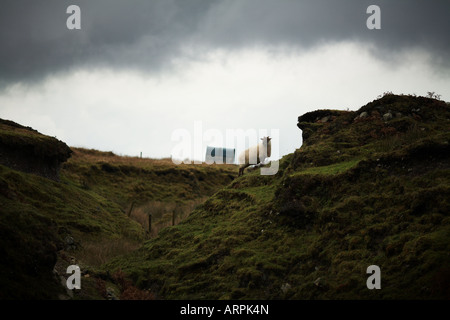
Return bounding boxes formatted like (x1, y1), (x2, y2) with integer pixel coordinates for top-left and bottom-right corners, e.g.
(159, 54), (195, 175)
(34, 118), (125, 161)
(127, 202), (135, 217)
(148, 214), (152, 233)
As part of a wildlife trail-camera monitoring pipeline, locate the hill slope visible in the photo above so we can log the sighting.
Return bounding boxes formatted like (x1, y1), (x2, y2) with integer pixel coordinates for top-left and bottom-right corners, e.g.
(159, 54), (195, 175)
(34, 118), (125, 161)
(105, 94), (450, 299)
(0, 120), (236, 299)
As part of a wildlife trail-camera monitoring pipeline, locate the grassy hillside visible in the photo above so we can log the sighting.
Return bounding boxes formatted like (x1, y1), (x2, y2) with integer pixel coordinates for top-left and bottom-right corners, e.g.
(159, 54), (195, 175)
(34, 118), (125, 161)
(0, 121), (236, 299)
(104, 94), (450, 299)
(60, 148), (236, 238)
(0, 162), (144, 299)
(62, 148), (236, 209)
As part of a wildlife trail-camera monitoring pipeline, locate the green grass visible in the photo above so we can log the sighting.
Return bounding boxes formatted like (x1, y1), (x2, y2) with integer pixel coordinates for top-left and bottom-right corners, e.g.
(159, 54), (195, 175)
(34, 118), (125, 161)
(61, 148), (237, 207)
(0, 163), (144, 299)
(0, 126), (238, 299)
(2, 94), (450, 300)
(104, 94), (450, 300)
(290, 158), (361, 176)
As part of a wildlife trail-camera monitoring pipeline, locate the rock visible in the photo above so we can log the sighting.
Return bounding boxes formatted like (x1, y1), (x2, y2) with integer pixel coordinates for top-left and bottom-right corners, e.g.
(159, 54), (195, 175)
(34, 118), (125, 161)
(281, 283), (291, 294)
(395, 112), (402, 118)
(65, 236), (75, 245)
(65, 235), (77, 251)
(320, 116), (330, 123)
(359, 112), (368, 119)
(383, 112), (393, 121)
(314, 277), (323, 287)
(0, 119), (72, 181)
(106, 287), (119, 300)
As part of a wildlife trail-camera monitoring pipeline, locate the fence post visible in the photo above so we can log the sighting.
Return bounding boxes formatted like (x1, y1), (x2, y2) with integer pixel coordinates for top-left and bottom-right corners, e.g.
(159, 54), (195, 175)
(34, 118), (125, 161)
(127, 202), (135, 217)
(148, 214), (152, 233)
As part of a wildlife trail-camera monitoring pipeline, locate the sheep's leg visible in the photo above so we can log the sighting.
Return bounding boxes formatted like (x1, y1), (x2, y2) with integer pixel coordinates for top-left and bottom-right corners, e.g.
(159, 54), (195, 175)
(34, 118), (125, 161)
(238, 165), (248, 177)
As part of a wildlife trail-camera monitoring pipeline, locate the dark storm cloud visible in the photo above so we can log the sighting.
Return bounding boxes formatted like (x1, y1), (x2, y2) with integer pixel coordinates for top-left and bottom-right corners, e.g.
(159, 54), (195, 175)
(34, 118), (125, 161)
(194, 0), (450, 67)
(0, 0), (217, 86)
(1, 0), (449, 87)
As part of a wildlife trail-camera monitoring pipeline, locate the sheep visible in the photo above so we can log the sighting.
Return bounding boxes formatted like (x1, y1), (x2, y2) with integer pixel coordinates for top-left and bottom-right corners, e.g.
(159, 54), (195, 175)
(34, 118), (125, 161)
(238, 136), (272, 177)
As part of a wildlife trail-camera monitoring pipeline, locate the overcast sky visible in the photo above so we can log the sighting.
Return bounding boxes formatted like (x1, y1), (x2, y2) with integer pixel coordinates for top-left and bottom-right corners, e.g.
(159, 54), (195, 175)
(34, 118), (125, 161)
(1, 0), (449, 161)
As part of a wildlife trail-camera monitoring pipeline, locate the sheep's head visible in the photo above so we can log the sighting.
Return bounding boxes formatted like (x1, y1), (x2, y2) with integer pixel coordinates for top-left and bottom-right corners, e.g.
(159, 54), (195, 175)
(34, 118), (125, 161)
(261, 136), (272, 145)
(261, 136), (272, 157)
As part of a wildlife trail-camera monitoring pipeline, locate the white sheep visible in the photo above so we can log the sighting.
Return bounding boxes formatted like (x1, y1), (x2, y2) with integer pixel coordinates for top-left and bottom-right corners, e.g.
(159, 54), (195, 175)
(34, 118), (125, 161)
(238, 136), (272, 176)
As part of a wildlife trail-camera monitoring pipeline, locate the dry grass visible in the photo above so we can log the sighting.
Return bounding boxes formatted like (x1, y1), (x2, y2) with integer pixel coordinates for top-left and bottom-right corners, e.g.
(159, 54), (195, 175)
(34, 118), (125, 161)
(375, 124), (424, 153)
(70, 147), (237, 170)
(70, 147), (175, 167)
(129, 198), (207, 237)
(78, 238), (142, 267)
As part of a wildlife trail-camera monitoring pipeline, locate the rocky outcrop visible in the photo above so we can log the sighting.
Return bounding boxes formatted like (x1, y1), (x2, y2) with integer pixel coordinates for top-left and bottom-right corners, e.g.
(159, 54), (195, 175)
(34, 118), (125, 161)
(296, 94), (448, 147)
(0, 119), (72, 181)
(297, 109), (352, 145)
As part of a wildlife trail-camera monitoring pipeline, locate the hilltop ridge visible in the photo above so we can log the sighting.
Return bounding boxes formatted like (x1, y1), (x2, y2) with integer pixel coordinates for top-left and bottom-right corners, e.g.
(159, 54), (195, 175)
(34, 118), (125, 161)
(0, 94), (449, 299)
(105, 94), (450, 299)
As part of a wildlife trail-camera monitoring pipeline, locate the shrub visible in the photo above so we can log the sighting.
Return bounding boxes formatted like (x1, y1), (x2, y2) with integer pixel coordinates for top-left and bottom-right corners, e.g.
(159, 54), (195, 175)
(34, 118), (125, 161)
(112, 269), (154, 300)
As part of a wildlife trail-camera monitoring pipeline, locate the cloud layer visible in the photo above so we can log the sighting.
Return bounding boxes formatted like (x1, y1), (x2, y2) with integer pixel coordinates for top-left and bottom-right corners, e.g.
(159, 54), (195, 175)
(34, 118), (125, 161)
(1, 0), (450, 87)
(2, 43), (448, 159)
(1, 1), (450, 159)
